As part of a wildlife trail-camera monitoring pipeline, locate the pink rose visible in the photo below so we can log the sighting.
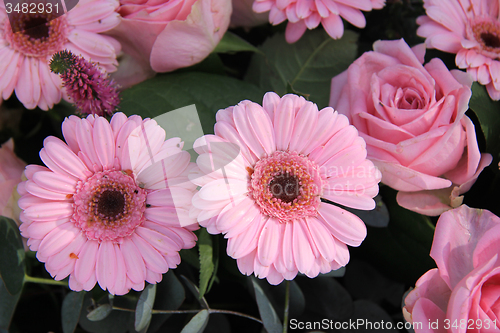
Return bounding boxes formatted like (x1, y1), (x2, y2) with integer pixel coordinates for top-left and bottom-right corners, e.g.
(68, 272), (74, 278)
(109, 0), (231, 86)
(330, 39), (492, 216)
(0, 139), (26, 224)
(230, 0), (268, 28)
(404, 205), (500, 331)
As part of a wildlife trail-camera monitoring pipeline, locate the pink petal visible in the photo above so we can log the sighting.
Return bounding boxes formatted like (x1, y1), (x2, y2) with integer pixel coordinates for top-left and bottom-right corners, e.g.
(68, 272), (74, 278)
(37, 222), (80, 260)
(292, 220), (314, 273)
(149, 0), (231, 72)
(43, 137), (91, 180)
(372, 159), (452, 192)
(93, 117), (116, 170)
(131, 233), (168, 273)
(74, 240), (99, 284)
(317, 202), (366, 247)
(305, 217), (336, 262)
(285, 21), (307, 43)
(227, 214), (265, 259)
(96, 241), (117, 292)
(282, 222), (295, 271)
(430, 206), (500, 289)
(121, 238), (146, 285)
(322, 14), (343, 39)
(112, 244), (129, 295)
(257, 218), (281, 267)
(32, 171), (77, 194)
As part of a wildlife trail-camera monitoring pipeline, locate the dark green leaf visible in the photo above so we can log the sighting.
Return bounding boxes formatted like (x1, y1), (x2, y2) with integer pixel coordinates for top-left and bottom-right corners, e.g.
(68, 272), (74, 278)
(135, 283), (156, 332)
(79, 292), (133, 333)
(246, 29), (358, 109)
(319, 267), (346, 278)
(299, 276), (353, 321)
(148, 271), (186, 332)
(251, 278), (282, 333)
(180, 310), (209, 333)
(469, 82), (500, 170)
(354, 186), (436, 284)
(343, 196), (390, 228)
(180, 276), (209, 309)
(345, 300), (394, 333)
(198, 229), (215, 298)
(86, 304), (112, 321)
(62, 291), (85, 333)
(0, 216), (25, 295)
(0, 278), (21, 332)
(119, 72), (266, 135)
(214, 31), (261, 54)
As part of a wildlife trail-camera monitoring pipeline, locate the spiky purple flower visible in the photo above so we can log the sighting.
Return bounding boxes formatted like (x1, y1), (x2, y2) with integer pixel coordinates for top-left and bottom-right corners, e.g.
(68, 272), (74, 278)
(50, 50), (120, 116)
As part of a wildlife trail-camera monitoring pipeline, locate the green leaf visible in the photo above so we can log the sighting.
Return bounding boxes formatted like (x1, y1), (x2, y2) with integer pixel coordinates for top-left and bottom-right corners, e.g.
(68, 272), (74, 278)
(135, 284), (157, 332)
(86, 304), (112, 321)
(354, 186), (436, 284)
(298, 277), (353, 321)
(62, 291), (85, 333)
(246, 29), (358, 109)
(198, 229), (215, 298)
(0, 278), (21, 332)
(0, 216), (25, 295)
(469, 82), (500, 170)
(214, 31), (261, 54)
(180, 276), (209, 309)
(79, 293), (134, 333)
(251, 278), (282, 333)
(148, 271), (186, 333)
(180, 310), (209, 333)
(119, 72), (266, 135)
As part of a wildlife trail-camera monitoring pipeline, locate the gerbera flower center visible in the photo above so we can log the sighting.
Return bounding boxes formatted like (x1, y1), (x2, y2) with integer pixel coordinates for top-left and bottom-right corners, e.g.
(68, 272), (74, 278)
(96, 190), (126, 221)
(471, 18), (500, 56)
(4, 12), (68, 57)
(249, 151), (324, 223)
(73, 170), (147, 242)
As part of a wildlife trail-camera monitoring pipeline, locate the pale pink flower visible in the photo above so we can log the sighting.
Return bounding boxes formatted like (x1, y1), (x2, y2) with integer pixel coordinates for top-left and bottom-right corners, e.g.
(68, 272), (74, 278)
(0, 138), (26, 224)
(108, 0), (231, 85)
(252, 0), (385, 43)
(0, 0), (121, 110)
(404, 205), (500, 330)
(17, 113), (198, 295)
(330, 39), (492, 216)
(190, 92), (381, 285)
(417, 0), (500, 100)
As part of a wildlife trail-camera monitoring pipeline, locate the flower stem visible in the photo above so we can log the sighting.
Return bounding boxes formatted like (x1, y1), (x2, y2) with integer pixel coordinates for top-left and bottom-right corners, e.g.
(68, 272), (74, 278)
(283, 280), (290, 333)
(24, 274), (68, 287)
(112, 306), (262, 324)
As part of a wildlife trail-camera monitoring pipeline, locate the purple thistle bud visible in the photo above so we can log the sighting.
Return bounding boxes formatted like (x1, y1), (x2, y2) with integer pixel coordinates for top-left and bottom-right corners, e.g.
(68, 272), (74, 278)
(50, 50), (120, 117)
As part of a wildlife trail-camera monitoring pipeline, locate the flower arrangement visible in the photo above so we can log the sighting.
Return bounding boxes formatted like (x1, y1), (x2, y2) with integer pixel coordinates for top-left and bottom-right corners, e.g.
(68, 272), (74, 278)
(1, 0), (500, 332)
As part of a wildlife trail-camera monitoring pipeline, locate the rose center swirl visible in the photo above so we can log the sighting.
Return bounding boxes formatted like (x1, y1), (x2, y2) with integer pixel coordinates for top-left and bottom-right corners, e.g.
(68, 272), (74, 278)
(249, 151), (324, 222)
(73, 170), (147, 242)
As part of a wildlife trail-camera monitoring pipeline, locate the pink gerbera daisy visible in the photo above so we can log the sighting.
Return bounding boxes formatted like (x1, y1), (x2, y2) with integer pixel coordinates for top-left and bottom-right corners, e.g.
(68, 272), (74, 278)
(190, 92), (382, 285)
(0, 0), (121, 110)
(17, 112), (199, 295)
(417, 0), (500, 100)
(252, 0), (385, 43)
